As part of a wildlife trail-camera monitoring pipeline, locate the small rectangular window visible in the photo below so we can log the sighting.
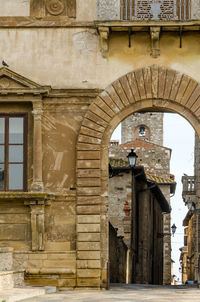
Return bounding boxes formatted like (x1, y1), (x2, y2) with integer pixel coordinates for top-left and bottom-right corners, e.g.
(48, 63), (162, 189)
(0, 114), (27, 192)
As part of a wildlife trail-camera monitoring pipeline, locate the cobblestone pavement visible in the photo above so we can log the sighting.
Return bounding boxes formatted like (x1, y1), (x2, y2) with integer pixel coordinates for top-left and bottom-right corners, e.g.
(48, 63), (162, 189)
(19, 284), (200, 302)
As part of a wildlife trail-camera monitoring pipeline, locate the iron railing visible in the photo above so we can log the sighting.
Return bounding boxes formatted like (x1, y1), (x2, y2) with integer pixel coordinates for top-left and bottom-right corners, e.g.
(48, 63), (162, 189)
(97, 0), (197, 21)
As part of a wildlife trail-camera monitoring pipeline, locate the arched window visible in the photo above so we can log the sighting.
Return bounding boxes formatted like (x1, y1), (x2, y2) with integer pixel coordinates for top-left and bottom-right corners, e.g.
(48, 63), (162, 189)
(139, 126), (146, 137)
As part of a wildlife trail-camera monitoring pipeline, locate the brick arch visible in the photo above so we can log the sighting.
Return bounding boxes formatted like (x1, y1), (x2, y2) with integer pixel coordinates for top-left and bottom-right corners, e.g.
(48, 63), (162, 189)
(76, 65), (200, 288)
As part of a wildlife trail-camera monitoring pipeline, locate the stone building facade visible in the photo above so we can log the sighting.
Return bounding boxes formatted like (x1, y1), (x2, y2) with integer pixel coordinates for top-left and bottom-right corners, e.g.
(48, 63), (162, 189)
(181, 131), (200, 283)
(121, 112), (163, 146)
(1, 0), (200, 289)
(108, 164), (172, 284)
(109, 111), (173, 284)
(109, 139), (171, 178)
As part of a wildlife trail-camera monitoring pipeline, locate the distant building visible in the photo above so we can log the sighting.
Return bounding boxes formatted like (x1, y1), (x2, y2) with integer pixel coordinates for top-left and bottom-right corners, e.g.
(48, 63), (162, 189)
(109, 165), (171, 284)
(180, 135), (197, 283)
(108, 112), (176, 284)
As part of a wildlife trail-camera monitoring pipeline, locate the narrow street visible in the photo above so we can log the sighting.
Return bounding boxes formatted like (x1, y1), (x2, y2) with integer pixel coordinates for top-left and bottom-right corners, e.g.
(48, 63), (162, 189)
(18, 284), (200, 302)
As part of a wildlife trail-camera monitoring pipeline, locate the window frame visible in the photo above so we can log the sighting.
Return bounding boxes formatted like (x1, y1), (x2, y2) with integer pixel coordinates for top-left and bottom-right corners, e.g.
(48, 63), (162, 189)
(0, 113), (28, 192)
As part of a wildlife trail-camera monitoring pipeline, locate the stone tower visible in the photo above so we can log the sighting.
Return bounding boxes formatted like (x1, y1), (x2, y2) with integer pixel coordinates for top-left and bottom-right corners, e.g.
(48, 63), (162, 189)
(121, 112), (164, 146)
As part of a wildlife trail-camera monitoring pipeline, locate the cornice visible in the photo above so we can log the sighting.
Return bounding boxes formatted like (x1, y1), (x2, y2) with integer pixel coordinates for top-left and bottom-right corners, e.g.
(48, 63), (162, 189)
(0, 17), (95, 28)
(48, 88), (103, 98)
(0, 17), (200, 31)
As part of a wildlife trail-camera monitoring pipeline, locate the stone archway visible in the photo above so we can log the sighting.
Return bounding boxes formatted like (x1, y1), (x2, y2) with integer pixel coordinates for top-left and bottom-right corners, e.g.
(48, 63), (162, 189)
(76, 65), (200, 288)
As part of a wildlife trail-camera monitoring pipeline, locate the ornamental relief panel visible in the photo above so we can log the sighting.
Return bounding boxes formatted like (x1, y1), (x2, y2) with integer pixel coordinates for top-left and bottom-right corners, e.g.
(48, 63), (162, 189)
(30, 0), (76, 18)
(45, 0), (66, 16)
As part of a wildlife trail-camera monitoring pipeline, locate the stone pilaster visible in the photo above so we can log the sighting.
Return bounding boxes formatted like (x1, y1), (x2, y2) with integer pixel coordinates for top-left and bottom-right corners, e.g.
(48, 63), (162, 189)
(31, 101), (44, 192)
(24, 196), (52, 251)
(30, 201), (45, 251)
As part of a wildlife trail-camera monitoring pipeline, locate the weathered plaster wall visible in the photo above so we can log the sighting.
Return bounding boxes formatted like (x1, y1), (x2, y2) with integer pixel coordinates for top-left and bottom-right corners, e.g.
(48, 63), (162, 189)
(42, 102), (87, 191)
(0, 0), (30, 16)
(1, 30), (200, 96)
(76, 0), (97, 21)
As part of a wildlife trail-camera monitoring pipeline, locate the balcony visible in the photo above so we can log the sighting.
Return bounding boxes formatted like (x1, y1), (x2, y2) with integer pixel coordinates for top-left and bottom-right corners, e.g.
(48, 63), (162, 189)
(97, 0), (197, 21)
(182, 176), (196, 204)
(96, 1), (200, 58)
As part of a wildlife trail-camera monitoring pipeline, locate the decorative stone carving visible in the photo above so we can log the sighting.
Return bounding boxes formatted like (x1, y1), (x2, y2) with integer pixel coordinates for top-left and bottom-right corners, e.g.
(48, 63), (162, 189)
(129, 0), (176, 21)
(150, 27), (160, 59)
(45, 0), (65, 16)
(99, 27), (110, 58)
(30, 202), (45, 251)
(31, 0), (76, 18)
(24, 197), (53, 251)
(97, 0), (120, 20)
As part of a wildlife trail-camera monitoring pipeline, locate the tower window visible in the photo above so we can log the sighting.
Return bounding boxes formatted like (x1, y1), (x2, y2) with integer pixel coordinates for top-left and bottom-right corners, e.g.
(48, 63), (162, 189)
(139, 126), (146, 137)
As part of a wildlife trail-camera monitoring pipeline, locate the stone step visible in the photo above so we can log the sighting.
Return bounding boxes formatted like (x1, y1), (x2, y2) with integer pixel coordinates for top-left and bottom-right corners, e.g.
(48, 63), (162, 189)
(0, 287), (46, 302)
(0, 271), (25, 290)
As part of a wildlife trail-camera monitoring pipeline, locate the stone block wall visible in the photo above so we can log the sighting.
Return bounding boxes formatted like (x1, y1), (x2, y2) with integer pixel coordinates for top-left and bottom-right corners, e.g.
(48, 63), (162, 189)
(109, 173), (131, 239)
(13, 251), (76, 288)
(109, 144), (171, 178)
(121, 113), (164, 146)
(109, 223), (127, 283)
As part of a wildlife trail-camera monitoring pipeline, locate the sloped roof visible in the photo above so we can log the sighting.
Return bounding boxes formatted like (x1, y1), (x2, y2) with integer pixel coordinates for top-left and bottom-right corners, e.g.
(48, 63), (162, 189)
(119, 139), (171, 152)
(145, 172), (175, 185)
(109, 158), (174, 185)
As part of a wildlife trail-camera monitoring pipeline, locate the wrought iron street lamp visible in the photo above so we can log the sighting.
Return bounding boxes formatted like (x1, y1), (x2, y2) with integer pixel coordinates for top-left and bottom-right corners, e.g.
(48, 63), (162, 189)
(127, 149), (138, 253)
(171, 223), (177, 237)
(127, 149), (138, 168)
(157, 223), (177, 238)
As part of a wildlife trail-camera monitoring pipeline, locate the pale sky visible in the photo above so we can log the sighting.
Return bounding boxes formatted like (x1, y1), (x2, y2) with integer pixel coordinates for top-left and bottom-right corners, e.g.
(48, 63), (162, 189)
(111, 113), (195, 282)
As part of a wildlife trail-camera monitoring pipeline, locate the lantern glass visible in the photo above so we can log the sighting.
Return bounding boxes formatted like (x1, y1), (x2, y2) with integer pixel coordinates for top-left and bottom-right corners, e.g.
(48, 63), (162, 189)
(127, 149), (138, 167)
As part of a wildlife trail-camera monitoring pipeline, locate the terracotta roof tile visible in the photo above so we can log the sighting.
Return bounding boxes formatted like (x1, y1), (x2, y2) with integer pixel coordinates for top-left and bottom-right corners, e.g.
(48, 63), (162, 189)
(119, 139), (171, 151)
